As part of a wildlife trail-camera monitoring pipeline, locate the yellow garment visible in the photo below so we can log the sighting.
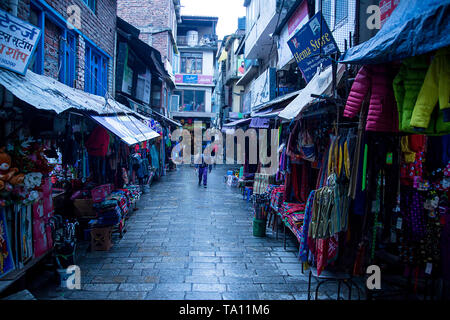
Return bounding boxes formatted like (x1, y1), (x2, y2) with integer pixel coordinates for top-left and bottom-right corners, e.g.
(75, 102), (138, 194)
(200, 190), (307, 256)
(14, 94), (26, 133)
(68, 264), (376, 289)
(401, 136), (416, 163)
(344, 140), (350, 178)
(410, 47), (450, 130)
(338, 140), (343, 177)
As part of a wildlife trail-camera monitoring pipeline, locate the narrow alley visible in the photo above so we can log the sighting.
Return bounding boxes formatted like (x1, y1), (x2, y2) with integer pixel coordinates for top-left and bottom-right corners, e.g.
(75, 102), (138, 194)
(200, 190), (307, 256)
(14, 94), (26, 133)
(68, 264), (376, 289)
(53, 166), (321, 300)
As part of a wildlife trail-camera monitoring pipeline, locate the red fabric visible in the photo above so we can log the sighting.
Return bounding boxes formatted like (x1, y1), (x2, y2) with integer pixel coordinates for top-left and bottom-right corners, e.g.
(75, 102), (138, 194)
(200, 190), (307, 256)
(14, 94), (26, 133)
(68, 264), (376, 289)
(409, 134), (426, 153)
(85, 126), (110, 157)
(344, 65), (399, 132)
(300, 163), (309, 202)
(291, 164), (301, 203)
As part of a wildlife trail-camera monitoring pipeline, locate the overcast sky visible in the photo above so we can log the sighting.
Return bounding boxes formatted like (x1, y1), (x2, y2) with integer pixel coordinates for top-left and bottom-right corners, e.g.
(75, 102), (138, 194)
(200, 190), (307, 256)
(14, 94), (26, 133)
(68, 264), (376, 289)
(180, 0), (246, 40)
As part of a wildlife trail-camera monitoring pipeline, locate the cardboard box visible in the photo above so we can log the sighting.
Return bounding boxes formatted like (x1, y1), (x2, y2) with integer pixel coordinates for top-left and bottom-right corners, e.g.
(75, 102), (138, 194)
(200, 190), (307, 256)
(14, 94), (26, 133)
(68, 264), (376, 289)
(73, 199), (97, 218)
(90, 227), (112, 251)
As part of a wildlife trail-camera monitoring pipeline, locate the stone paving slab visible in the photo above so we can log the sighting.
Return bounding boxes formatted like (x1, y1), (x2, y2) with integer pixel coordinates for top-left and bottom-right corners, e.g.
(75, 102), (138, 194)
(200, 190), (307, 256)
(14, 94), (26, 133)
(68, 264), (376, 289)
(50, 166), (344, 300)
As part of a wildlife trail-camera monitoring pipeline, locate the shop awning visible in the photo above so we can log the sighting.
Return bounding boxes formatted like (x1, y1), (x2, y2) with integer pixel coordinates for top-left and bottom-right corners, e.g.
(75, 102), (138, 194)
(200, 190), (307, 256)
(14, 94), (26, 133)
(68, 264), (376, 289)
(91, 115), (160, 145)
(251, 90), (300, 114)
(222, 118), (251, 128)
(125, 97), (182, 127)
(251, 107), (283, 119)
(151, 110), (182, 128)
(340, 0), (450, 64)
(278, 64), (345, 121)
(0, 68), (143, 118)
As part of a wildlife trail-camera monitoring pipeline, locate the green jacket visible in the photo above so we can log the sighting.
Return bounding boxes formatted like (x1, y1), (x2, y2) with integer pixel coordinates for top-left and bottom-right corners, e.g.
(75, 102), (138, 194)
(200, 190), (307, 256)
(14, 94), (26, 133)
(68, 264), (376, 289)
(410, 47), (450, 135)
(393, 55), (430, 133)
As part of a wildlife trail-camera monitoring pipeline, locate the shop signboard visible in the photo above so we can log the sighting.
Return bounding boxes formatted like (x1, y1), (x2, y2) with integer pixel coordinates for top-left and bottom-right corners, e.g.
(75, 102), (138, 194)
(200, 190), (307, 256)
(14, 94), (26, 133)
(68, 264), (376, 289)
(287, 11), (339, 83)
(136, 68), (152, 104)
(278, 0), (309, 69)
(380, 0), (400, 26)
(0, 9), (42, 75)
(122, 47), (133, 95)
(237, 56), (245, 75)
(175, 74), (213, 85)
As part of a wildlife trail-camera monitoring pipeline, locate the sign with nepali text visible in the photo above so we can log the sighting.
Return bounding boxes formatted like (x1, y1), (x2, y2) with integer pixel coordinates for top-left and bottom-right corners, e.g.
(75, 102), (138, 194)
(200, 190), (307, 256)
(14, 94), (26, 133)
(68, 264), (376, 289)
(0, 9), (41, 75)
(287, 11), (339, 83)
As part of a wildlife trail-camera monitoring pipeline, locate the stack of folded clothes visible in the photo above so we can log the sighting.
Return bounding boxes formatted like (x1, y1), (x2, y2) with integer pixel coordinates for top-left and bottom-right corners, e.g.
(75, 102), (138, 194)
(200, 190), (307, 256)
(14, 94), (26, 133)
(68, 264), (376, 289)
(269, 185), (285, 211)
(89, 200), (122, 228)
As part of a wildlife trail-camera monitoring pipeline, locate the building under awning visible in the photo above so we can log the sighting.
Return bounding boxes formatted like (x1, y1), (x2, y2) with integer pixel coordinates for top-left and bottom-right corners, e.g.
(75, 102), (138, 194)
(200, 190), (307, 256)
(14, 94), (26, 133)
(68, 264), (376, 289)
(91, 115), (160, 145)
(0, 68), (160, 145)
(278, 64), (345, 121)
(0, 68), (143, 119)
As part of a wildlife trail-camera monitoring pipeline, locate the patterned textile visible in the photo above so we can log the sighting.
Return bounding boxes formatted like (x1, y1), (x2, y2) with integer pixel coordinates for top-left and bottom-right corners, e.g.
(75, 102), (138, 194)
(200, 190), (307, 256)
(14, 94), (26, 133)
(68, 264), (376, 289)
(299, 190), (316, 262)
(279, 202), (305, 216)
(277, 202), (305, 244)
(269, 186), (285, 211)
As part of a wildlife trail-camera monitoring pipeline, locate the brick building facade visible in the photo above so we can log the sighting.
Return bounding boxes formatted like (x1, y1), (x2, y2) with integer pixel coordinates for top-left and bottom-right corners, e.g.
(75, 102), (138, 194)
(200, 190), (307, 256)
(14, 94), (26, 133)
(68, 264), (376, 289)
(117, 0), (180, 63)
(1, 0), (116, 96)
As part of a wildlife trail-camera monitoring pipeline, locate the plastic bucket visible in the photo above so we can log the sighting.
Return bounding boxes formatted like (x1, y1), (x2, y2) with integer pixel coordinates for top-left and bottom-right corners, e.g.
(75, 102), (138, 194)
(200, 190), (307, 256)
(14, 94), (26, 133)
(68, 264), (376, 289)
(253, 218), (266, 237)
(57, 268), (71, 288)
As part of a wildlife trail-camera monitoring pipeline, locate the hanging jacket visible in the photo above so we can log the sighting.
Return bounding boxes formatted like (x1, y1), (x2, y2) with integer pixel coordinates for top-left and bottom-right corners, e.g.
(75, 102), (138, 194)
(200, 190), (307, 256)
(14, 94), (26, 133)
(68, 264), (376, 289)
(344, 64), (399, 132)
(410, 47), (450, 135)
(393, 55), (430, 133)
(85, 126), (110, 157)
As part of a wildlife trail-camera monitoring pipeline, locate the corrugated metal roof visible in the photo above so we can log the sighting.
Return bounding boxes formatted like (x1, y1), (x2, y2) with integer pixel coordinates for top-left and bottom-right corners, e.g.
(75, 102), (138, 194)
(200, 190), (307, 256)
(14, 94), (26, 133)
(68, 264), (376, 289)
(222, 118), (251, 128)
(91, 115), (160, 145)
(0, 68), (143, 118)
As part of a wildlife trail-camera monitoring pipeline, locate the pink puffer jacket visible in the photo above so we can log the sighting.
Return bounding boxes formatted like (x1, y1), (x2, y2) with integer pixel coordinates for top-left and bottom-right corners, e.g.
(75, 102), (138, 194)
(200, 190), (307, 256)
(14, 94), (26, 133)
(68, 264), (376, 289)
(344, 65), (399, 132)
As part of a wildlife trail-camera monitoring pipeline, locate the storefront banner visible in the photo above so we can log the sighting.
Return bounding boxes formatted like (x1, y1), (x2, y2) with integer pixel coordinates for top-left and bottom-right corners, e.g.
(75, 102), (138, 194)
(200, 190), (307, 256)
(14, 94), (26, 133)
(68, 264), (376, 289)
(175, 74), (213, 85)
(0, 9), (41, 75)
(287, 11), (339, 83)
(380, 0), (401, 26)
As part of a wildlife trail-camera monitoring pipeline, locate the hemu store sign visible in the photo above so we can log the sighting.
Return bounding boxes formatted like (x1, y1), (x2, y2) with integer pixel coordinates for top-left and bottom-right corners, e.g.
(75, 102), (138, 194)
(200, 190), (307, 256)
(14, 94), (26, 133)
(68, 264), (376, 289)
(288, 11), (339, 83)
(0, 9), (41, 75)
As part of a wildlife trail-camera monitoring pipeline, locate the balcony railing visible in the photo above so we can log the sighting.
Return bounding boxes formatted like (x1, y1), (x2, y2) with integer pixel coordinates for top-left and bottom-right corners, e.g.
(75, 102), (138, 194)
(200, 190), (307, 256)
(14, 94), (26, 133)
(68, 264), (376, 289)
(177, 35), (218, 47)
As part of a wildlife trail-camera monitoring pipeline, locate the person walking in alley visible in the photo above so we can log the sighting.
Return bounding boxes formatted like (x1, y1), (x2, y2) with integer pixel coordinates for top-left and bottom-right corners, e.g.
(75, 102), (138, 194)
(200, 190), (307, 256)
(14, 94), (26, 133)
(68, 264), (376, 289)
(195, 147), (212, 188)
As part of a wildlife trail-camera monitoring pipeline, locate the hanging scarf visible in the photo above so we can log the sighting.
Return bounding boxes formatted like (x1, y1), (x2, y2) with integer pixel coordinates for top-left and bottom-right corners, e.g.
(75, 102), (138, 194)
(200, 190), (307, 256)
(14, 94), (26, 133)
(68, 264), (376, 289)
(299, 190), (316, 262)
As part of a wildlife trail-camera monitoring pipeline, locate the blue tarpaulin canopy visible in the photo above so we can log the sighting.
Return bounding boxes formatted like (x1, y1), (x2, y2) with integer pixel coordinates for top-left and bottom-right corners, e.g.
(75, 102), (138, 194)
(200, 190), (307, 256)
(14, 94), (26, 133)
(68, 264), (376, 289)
(340, 0), (450, 64)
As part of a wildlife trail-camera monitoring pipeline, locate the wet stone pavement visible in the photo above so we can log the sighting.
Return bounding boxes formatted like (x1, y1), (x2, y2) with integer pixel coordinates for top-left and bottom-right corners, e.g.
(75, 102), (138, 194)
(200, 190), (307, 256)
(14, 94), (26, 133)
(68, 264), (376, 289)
(45, 165), (358, 300)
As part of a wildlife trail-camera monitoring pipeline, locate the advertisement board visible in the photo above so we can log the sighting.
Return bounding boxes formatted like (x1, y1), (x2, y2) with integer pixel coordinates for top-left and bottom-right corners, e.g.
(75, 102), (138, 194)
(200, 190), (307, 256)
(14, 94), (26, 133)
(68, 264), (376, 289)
(0, 9), (42, 75)
(287, 11), (339, 83)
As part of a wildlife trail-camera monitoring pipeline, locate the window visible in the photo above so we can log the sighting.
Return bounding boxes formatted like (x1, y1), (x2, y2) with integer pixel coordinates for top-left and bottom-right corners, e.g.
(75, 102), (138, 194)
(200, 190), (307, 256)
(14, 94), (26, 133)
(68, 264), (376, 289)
(321, 0), (332, 28)
(85, 45), (108, 96)
(177, 90), (205, 112)
(335, 0), (348, 26)
(60, 32), (76, 87)
(29, 5), (44, 74)
(83, 0), (96, 13)
(180, 52), (202, 74)
(29, 5), (76, 86)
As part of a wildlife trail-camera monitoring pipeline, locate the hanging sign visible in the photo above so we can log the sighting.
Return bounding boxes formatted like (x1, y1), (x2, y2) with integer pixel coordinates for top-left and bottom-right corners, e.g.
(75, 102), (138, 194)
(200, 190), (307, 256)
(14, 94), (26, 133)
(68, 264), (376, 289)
(0, 9), (42, 75)
(287, 11), (339, 83)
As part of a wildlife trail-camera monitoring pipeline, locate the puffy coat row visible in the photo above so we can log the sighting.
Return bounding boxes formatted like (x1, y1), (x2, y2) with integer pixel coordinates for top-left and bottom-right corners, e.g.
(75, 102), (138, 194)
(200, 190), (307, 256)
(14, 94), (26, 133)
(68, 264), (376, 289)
(344, 47), (450, 135)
